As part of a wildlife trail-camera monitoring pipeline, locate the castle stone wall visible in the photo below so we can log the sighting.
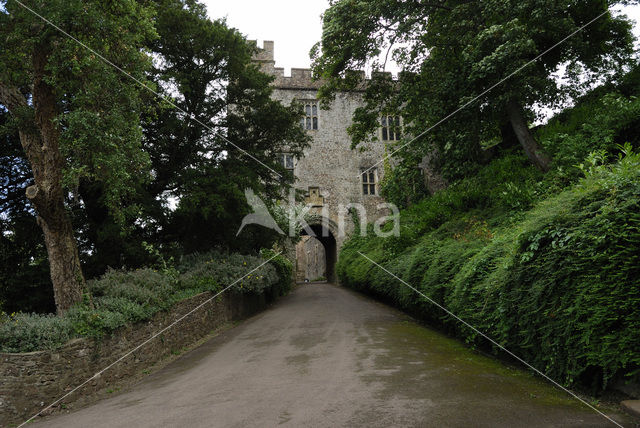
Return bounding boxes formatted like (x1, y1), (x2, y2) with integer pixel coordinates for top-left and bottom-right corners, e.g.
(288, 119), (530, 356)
(0, 288), (281, 427)
(254, 41), (390, 256)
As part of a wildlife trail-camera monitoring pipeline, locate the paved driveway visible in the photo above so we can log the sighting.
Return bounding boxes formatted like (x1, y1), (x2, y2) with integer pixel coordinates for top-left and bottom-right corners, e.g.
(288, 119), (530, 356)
(36, 283), (631, 427)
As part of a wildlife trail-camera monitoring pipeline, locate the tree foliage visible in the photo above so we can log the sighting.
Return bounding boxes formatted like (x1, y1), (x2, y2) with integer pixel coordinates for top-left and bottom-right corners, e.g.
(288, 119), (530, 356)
(312, 0), (637, 180)
(0, 0), (308, 312)
(0, 0), (156, 312)
(1, 0), (156, 215)
(129, 0), (309, 255)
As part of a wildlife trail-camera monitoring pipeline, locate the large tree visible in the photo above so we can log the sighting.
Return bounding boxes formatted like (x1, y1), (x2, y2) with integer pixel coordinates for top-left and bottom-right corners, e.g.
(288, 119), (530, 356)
(0, 0), (155, 313)
(77, 0), (310, 267)
(312, 0), (636, 179)
(140, 0), (309, 254)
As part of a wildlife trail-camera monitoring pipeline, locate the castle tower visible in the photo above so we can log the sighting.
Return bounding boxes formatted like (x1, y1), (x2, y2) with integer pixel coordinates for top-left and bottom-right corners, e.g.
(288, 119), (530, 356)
(253, 41), (392, 282)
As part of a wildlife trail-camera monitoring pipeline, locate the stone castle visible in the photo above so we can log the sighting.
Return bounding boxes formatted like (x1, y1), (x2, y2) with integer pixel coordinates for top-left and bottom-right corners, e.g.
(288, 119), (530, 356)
(253, 41), (419, 282)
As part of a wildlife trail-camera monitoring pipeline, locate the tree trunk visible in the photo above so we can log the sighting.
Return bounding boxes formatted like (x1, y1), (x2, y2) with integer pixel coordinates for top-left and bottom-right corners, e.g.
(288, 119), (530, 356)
(0, 41), (88, 314)
(506, 100), (552, 172)
(36, 199), (87, 312)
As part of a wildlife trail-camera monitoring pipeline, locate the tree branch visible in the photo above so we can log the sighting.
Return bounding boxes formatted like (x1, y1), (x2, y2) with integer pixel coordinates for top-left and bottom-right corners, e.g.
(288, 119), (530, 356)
(0, 82), (28, 114)
(0, 81), (45, 174)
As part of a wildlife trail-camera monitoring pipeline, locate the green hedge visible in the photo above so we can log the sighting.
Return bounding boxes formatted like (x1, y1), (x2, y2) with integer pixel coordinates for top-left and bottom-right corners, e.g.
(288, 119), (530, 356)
(261, 248), (293, 297)
(338, 152), (640, 392)
(0, 250), (292, 353)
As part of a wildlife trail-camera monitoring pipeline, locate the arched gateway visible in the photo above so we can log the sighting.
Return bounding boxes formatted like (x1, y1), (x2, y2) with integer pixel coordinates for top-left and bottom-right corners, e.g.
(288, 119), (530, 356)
(296, 221), (338, 283)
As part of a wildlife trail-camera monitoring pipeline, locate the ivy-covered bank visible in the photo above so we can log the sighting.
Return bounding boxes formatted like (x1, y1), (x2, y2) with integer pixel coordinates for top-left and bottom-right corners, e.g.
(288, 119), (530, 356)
(0, 250), (292, 353)
(338, 150), (640, 393)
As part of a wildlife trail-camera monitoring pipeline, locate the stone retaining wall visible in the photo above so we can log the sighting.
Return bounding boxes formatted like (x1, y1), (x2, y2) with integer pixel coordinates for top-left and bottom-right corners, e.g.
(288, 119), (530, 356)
(0, 288), (277, 426)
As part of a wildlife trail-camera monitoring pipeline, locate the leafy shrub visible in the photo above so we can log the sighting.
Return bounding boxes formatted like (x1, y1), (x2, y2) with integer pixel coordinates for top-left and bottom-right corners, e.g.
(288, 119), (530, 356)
(0, 312), (73, 352)
(96, 297), (153, 323)
(338, 151), (640, 392)
(66, 306), (129, 339)
(179, 251), (280, 294)
(261, 248), (293, 296)
(396, 152), (542, 239)
(539, 92), (640, 175)
(0, 250), (290, 352)
(380, 161), (430, 209)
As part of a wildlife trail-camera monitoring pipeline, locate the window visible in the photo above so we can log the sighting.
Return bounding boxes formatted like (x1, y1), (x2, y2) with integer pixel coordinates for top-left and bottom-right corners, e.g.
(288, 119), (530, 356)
(278, 153), (295, 170)
(300, 101), (318, 130)
(361, 168), (378, 195)
(381, 115), (401, 141)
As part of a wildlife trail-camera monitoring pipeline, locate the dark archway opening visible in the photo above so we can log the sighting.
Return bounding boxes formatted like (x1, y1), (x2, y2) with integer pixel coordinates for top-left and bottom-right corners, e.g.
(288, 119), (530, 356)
(299, 223), (337, 283)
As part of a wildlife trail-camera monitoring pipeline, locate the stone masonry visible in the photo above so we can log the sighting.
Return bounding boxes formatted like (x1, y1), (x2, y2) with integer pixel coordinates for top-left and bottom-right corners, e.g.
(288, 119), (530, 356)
(254, 41), (394, 279)
(0, 287), (281, 427)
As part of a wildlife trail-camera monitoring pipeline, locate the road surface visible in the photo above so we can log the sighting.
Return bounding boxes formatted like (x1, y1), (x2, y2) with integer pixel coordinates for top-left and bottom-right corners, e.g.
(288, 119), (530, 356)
(36, 283), (631, 427)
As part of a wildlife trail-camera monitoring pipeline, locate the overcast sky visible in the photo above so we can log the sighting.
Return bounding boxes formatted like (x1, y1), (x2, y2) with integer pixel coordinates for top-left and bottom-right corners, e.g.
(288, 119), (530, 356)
(204, 0), (329, 73)
(205, 0), (640, 75)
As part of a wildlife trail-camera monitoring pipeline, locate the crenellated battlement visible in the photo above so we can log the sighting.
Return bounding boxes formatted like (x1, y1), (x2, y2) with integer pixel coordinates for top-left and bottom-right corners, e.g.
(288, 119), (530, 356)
(250, 40), (394, 90)
(253, 40), (275, 62)
(250, 40), (321, 89)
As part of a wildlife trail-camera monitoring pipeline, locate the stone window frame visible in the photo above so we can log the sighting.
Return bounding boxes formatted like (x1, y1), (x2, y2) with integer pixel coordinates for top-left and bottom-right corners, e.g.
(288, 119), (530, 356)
(299, 100), (319, 131)
(380, 115), (402, 141)
(278, 153), (295, 171)
(361, 168), (378, 196)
